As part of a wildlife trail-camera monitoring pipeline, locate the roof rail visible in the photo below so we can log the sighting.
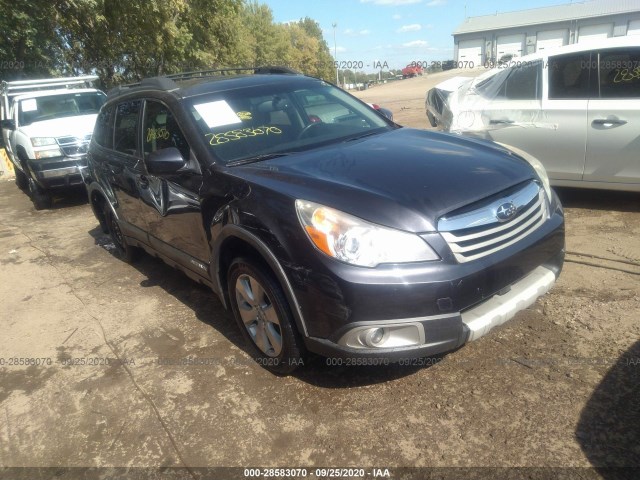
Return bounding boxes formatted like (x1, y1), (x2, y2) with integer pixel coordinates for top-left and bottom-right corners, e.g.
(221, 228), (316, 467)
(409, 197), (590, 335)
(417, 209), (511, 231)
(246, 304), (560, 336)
(1, 75), (99, 95)
(106, 66), (302, 97)
(164, 66), (300, 82)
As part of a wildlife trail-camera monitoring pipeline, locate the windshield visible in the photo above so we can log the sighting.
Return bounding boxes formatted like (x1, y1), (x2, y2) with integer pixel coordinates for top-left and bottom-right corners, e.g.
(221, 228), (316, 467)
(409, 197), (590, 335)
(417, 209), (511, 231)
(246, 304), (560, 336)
(187, 79), (392, 164)
(18, 92), (106, 126)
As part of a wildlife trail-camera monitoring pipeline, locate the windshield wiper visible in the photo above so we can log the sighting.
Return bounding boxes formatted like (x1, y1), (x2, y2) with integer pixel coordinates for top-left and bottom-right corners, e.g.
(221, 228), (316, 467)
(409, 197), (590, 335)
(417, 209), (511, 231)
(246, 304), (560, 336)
(227, 152), (292, 167)
(344, 129), (385, 142)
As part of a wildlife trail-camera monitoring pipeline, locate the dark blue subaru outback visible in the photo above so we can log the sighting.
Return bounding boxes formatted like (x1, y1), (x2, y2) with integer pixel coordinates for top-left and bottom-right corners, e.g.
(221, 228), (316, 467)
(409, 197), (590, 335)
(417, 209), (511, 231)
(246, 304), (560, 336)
(84, 67), (564, 374)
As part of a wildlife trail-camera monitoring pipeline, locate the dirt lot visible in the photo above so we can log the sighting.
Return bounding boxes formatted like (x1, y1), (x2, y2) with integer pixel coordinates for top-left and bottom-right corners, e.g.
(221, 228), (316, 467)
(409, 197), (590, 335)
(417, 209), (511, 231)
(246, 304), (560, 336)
(0, 71), (639, 479)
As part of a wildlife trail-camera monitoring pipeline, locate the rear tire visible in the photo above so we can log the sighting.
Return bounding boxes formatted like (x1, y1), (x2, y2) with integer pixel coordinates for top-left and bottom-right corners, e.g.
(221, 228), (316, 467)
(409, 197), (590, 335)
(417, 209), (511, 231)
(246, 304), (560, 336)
(228, 258), (304, 375)
(28, 178), (52, 210)
(103, 204), (138, 263)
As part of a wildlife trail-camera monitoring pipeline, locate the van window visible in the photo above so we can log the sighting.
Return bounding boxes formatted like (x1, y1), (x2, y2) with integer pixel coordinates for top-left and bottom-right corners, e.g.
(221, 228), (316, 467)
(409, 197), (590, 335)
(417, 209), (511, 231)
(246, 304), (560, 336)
(503, 61), (542, 100)
(548, 53), (593, 99)
(474, 61), (542, 100)
(598, 49), (640, 98)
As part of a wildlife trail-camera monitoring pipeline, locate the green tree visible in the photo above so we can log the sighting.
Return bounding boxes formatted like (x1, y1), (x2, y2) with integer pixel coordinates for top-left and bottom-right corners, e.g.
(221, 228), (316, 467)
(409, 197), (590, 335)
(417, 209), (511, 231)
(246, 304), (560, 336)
(240, 2), (291, 67)
(297, 17), (333, 80)
(0, 0), (333, 87)
(0, 0), (63, 80)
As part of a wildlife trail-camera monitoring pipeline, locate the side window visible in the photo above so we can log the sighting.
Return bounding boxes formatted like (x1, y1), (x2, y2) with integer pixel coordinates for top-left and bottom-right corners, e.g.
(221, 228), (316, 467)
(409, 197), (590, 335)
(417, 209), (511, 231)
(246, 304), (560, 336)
(474, 62), (541, 100)
(598, 49), (640, 98)
(93, 105), (115, 148)
(548, 53), (593, 99)
(143, 100), (190, 160)
(113, 100), (141, 155)
(502, 61), (543, 100)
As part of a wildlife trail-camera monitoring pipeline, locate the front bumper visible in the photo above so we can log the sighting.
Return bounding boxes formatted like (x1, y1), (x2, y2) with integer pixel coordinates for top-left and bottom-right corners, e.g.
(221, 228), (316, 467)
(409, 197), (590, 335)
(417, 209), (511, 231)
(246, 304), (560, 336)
(304, 256), (562, 360)
(27, 156), (87, 189)
(295, 194), (565, 360)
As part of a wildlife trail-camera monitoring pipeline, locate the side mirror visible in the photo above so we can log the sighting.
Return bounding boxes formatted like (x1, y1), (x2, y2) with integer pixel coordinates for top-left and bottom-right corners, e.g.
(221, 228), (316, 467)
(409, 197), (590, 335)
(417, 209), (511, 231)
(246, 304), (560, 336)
(147, 147), (186, 175)
(1, 119), (16, 130)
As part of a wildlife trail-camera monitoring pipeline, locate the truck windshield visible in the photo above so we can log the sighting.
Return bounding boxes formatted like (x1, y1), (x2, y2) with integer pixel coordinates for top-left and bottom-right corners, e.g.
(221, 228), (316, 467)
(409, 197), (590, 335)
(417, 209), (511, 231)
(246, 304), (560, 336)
(18, 92), (106, 126)
(187, 79), (392, 164)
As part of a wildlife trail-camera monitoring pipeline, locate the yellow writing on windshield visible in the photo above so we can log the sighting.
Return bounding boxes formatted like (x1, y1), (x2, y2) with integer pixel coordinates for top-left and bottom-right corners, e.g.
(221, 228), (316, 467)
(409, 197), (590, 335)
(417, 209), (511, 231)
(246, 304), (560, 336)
(237, 111), (252, 120)
(205, 125), (282, 147)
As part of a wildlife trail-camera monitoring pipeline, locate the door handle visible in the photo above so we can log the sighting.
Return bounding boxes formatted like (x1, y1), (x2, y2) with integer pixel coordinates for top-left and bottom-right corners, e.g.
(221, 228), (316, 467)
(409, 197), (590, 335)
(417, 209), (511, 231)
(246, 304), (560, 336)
(489, 119), (514, 125)
(592, 118), (627, 127)
(138, 175), (149, 189)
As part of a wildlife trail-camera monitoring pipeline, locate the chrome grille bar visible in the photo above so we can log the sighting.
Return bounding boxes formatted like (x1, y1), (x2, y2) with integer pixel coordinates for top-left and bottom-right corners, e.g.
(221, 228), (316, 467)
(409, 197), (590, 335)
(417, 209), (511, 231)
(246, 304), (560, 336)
(438, 181), (548, 263)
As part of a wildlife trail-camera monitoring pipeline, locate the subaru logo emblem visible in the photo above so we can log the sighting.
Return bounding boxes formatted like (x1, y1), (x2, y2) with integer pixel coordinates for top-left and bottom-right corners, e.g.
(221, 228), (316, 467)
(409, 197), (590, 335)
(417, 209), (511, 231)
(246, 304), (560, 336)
(496, 202), (517, 222)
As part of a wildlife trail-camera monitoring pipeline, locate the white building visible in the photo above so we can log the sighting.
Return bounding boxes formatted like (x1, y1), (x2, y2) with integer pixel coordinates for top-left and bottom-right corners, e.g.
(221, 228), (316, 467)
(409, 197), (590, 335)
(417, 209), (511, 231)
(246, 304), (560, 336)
(453, 0), (640, 65)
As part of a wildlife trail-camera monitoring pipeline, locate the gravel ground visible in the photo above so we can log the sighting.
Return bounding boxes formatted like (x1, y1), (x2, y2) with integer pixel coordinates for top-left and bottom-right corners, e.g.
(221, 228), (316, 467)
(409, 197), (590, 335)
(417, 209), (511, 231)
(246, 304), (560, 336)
(0, 70), (638, 479)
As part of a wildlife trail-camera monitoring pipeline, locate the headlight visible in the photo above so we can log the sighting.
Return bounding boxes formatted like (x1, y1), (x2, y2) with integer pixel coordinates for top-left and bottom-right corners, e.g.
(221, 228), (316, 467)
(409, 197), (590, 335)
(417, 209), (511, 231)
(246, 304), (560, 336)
(34, 148), (63, 159)
(31, 137), (57, 147)
(495, 142), (552, 200)
(295, 200), (439, 267)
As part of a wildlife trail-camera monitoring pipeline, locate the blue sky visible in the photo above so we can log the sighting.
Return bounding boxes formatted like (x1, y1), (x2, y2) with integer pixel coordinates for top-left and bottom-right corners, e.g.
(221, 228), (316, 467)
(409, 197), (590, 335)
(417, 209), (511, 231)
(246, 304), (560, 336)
(264, 0), (572, 71)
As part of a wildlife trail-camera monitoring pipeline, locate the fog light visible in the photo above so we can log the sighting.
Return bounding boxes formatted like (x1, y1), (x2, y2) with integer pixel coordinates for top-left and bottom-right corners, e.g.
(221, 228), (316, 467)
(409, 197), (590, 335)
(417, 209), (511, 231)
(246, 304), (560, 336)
(367, 328), (385, 346)
(339, 322), (425, 349)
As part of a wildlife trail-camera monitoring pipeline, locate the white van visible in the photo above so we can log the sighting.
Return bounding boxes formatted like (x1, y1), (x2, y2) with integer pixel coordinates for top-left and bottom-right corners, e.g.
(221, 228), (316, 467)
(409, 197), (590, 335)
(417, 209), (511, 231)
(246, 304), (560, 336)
(426, 36), (640, 191)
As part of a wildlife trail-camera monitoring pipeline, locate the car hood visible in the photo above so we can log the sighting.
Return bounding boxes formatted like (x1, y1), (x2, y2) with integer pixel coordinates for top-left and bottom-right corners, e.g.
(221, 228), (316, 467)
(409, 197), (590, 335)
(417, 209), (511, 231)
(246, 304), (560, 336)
(236, 128), (536, 232)
(432, 76), (475, 93)
(20, 114), (98, 139)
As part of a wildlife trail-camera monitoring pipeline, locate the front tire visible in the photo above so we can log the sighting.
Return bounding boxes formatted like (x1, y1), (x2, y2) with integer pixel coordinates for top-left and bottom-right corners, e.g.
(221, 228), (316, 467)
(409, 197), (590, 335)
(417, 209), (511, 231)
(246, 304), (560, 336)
(28, 178), (52, 210)
(14, 168), (28, 190)
(427, 110), (438, 128)
(103, 204), (138, 263)
(228, 258), (304, 374)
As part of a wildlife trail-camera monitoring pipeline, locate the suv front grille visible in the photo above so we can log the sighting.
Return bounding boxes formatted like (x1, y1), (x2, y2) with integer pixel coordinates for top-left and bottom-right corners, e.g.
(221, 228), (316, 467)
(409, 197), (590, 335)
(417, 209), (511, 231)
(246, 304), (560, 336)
(438, 181), (548, 263)
(56, 134), (92, 157)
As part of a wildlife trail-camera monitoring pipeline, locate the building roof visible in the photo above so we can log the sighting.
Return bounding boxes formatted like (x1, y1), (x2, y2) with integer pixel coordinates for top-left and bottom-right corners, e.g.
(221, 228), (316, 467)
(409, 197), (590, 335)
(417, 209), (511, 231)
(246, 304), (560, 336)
(453, 0), (640, 35)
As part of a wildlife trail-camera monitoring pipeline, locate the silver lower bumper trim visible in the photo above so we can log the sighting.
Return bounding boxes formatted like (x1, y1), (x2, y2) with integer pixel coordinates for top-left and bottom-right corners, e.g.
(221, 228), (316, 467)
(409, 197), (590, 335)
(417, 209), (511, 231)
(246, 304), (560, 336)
(462, 266), (556, 342)
(38, 166), (80, 179)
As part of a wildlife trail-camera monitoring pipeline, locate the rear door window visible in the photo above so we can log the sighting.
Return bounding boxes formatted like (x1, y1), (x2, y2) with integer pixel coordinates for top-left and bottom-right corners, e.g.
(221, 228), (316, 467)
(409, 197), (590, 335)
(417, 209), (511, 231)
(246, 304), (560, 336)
(93, 105), (115, 149)
(113, 100), (141, 156)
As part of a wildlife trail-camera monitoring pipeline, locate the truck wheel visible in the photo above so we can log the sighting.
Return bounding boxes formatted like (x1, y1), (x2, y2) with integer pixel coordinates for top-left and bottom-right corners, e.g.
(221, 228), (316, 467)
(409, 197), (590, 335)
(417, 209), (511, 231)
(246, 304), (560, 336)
(14, 169), (28, 190)
(228, 258), (304, 375)
(28, 178), (52, 210)
(103, 204), (138, 263)
(427, 111), (438, 128)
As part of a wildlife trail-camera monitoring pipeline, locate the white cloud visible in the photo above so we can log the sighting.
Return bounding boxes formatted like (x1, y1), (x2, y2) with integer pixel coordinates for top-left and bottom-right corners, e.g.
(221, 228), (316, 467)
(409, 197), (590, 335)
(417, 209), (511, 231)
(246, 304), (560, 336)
(360, 0), (422, 5)
(402, 40), (429, 48)
(426, 0), (446, 6)
(392, 14), (402, 20)
(397, 24), (422, 33)
(344, 28), (371, 37)
(335, 46), (347, 53)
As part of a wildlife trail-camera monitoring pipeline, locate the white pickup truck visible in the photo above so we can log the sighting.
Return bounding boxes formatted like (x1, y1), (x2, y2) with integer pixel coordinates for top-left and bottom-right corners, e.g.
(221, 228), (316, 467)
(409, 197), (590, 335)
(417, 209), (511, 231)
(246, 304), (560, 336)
(1, 76), (105, 209)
